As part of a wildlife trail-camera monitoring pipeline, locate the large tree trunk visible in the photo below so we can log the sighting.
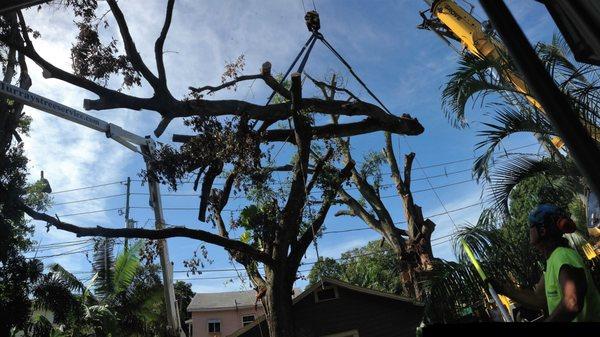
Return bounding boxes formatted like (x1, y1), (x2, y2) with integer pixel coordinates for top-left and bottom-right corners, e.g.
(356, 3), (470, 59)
(263, 271), (295, 337)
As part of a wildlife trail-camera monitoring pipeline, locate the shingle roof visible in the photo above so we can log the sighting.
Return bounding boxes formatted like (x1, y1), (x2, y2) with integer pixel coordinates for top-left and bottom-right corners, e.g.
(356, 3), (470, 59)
(187, 289), (256, 312)
(187, 287), (303, 312)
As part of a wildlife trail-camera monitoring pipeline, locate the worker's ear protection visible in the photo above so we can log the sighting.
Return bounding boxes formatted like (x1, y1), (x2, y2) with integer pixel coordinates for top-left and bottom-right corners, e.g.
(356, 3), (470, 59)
(556, 216), (577, 234)
(529, 204), (577, 236)
(535, 214), (577, 236)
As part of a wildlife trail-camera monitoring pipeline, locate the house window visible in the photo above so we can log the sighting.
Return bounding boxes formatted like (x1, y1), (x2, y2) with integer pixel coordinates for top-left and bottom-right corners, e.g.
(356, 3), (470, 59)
(242, 315), (255, 326)
(208, 319), (221, 333)
(314, 286), (339, 303)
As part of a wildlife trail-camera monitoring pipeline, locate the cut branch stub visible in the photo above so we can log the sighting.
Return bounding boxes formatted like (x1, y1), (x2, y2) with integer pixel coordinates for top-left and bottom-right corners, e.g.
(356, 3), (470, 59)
(261, 62), (271, 76)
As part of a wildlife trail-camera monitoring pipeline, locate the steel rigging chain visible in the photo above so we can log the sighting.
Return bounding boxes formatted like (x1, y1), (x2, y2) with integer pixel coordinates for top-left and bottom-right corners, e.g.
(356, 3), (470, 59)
(267, 10), (392, 118)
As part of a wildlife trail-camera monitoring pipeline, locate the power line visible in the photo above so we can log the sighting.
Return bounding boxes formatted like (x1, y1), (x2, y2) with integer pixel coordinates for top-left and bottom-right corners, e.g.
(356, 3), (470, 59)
(58, 207), (123, 218)
(393, 201), (482, 225)
(130, 206), (237, 212)
(127, 143), (538, 186)
(129, 167), (474, 198)
(126, 178), (476, 214)
(50, 181), (124, 195)
(51, 172), (474, 213)
(432, 237), (453, 247)
(34, 239), (126, 260)
(35, 239), (92, 248)
(54, 193), (126, 206)
(44, 201), (481, 245)
(70, 232), (457, 278)
(33, 243), (95, 259)
(31, 240), (93, 252)
(36, 199), (480, 259)
(380, 178), (473, 199)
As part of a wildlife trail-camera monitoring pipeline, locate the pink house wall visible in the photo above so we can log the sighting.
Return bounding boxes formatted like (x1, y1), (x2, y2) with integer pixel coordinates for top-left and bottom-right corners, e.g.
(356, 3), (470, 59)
(190, 306), (265, 337)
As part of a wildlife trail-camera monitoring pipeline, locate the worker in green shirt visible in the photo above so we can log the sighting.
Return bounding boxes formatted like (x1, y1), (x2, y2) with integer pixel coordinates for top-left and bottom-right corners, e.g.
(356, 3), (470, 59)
(493, 204), (600, 322)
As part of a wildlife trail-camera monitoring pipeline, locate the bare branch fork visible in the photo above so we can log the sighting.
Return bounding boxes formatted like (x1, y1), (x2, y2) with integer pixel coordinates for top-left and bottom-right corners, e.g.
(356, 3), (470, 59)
(3, 2), (424, 139)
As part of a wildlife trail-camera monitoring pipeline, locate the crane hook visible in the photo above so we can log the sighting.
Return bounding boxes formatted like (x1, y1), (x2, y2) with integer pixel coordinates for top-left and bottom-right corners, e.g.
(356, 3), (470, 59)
(305, 10), (320, 33)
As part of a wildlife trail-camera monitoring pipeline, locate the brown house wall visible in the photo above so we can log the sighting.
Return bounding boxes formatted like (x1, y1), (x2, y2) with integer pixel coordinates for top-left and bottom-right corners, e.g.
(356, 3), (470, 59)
(239, 286), (424, 337)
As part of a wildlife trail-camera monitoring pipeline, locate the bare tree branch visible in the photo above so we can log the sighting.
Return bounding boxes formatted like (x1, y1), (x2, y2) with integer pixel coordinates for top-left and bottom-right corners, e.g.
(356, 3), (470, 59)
(155, 0), (176, 86)
(173, 117), (424, 145)
(106, 0), (162, 92)
(189, 62), (291, 100)
(6, 11), (425, 144)
(10, 12), (153, 113)
(336, 188), (383, 232)
(190, 74), (263, 94)
(339, 138), (395, 226)
(384, 131), (404, 193)
(305, 148), (333, 194)
(305, 73), (360, 102)
(264, 117), (423, 142)
(19, 201), (274, 264)
(260, 61), (291, 100)
(265, 164), (315, 174)
(282, 73), (310, 242)
(217, 171), (237, 212)
(289, 160), (355, 267)
(403, 152), (415, 193)
(197, 160), (223, 222)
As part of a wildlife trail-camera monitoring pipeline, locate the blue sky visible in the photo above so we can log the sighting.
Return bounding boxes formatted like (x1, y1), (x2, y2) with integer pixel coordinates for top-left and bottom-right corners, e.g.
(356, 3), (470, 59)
(21, 0), (557, 293)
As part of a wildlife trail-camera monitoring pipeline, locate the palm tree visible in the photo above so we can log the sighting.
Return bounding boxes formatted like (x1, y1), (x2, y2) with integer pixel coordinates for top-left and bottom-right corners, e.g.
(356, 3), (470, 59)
(441, 34), (600, 185)
(30, 239), (166, 336)
(90, 239), (165, 337)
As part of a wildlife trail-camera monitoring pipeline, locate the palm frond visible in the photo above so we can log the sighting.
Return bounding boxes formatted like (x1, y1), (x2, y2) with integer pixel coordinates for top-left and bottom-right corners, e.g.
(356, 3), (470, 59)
(453, 222), (508, 265)
(85, 304), (119, 335)
(47, 263), (85, 293)
(92, 238), (115, 299)
(29, 314), (53, 337)
(452, 219), (540, 288)
(473, 106), (553, 181)
(536, 33), (600, 126)
(441, 53), (511, 128)
(112, 240), (143, 295)
(486, 156), (579, 215)
(81, 272), (100, 309)
(536, 34), (588, 85)
(424, 259), (483, 322)
(32, 275), (82, 324)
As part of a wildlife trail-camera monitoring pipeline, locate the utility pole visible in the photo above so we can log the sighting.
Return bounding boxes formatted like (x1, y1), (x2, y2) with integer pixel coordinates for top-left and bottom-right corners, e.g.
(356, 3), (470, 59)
(142, 140), (183, 337)
(0, 81), (185, 337)
(124, 177), (132, 249)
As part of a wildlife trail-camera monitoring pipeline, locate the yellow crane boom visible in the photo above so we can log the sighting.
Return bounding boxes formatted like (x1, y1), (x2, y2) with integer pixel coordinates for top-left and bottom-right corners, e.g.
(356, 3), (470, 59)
(420, 0), (598, 148)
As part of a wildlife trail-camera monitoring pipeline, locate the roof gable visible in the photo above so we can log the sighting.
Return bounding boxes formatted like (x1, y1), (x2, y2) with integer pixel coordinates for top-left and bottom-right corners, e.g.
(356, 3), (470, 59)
(188, 289), (256, 312)
(295, 278), (423, 306)
(227, 278), (423, 337)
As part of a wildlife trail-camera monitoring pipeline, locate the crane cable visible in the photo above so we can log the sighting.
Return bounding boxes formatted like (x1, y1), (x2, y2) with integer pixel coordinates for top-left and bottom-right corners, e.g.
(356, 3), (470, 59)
(317, 35), (393, 115)
(267, 9), (392, 119)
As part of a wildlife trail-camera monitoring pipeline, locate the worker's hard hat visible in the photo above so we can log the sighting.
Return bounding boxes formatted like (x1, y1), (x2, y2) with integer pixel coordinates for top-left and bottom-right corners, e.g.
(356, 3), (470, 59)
(528, 204), (576, 234)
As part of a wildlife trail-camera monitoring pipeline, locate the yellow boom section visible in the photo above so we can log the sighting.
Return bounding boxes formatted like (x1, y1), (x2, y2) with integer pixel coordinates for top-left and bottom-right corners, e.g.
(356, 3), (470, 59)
(430, 0), (598, 145)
